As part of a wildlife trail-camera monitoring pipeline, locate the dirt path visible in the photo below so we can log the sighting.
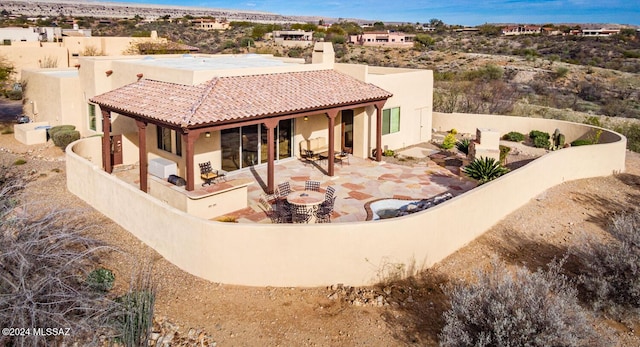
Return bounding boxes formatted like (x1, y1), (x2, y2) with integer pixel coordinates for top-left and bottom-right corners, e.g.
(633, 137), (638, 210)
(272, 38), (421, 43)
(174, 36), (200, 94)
(2, 128), (639, 346)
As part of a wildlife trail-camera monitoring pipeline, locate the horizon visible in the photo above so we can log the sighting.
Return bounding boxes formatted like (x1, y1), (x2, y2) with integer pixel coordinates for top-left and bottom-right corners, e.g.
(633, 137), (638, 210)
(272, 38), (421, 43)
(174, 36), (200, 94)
(78, 0), (639, 26)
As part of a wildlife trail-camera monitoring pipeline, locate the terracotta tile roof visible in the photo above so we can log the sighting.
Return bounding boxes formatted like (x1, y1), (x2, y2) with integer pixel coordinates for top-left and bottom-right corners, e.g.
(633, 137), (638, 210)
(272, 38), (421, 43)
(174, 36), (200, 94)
(90, 69), (392, 128)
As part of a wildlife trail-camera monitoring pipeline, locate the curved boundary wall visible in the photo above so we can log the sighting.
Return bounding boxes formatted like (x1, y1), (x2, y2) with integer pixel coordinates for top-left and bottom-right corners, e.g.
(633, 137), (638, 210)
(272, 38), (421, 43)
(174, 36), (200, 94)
(67, 113), (626, 287)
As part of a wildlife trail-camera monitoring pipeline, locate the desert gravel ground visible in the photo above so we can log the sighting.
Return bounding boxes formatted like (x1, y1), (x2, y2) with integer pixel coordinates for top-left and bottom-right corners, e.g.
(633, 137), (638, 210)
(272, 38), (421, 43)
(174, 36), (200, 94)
(2, 127), (639, 346)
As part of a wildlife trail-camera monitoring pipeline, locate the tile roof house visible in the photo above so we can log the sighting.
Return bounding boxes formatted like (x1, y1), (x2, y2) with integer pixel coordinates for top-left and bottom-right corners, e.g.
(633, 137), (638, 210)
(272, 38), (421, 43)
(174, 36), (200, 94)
(21, 42), (433, 194)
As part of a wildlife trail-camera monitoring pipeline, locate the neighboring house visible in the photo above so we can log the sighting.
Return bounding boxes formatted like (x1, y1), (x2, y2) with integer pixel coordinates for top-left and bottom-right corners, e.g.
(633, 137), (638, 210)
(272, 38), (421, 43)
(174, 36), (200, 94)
(501, 25), (542, 36)
(272, 30), (314, 47)
(21, 43), (433, 193)
(349, 31), (415, 47)
(581, 28), (621, 36)
(0, 27), (41, 43)
(191, 18), (229, 30)
(0, 30), (178, 79)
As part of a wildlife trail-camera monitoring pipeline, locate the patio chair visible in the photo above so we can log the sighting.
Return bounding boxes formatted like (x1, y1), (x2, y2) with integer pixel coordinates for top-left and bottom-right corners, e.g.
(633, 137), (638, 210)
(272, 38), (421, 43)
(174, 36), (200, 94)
(316, 196), (336, 223)
(199, 161), (217, 186)
(275, 198), (292, 223)
(258, 194), (281, 223)
(324, 186), (336, 202)
(277, 182), (292, 198)
(292, 205), (312, 223)
(305, 180), (320, 192)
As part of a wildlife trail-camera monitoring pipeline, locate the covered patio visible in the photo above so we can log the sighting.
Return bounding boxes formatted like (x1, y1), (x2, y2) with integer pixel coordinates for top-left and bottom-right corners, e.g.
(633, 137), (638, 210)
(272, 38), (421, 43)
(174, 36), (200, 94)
(90, 69), (393, 195)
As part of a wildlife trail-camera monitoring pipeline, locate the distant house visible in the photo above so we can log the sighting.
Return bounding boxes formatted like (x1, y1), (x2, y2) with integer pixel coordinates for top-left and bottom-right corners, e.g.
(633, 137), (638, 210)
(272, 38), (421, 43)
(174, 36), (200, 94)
(581, 28), (620, 36)
(501, 25), (542, 36)
(349, 31), (415, 47)
(272, 30), (314, 47)
(0, 27), (40, 43)
(191, 18), (229, 31)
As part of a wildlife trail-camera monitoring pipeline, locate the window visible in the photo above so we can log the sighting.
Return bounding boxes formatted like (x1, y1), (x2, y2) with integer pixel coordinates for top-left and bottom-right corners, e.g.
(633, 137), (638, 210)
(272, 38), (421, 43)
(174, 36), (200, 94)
(156, 125), (172, 153)
(88, 103), (97, 131)
(156, 125), (183, 156)
(382, 107), (400, 135)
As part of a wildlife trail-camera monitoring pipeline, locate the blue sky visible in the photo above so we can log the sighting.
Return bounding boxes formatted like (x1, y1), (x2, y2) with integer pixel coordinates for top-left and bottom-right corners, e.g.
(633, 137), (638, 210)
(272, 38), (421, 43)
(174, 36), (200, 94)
(113, 0), (639, 26)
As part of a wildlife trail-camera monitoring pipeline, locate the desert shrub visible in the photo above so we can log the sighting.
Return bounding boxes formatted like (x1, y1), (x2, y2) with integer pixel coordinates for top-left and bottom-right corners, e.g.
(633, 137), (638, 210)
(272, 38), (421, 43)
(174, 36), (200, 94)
(462, 157), (509, 184)
(48, 124), (76, 139)
(0, 166), (113, 346)
(571, 210), (640, 319)
(53, 129), (80, 148)
(533, 136), (551, 149)
(571, 139), (593, 146)
(554, 66), (570, 79)
(87, 268), (116, 292)
(441, 133), (457, 150)
(5, 89), (22, 100)
(529, 130), (551, 148)
(383, 149), (395, 157)
(456, 138), (470, 155)
(440, 259), (603, 347)
(13, 158), (26, 165)
(502, 131), (525, 142)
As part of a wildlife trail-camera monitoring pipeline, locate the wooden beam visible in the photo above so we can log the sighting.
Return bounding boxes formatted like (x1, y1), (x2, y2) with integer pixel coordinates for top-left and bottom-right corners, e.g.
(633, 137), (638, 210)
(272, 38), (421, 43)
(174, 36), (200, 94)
(326, 109), (339, 176)
(263, 119), (279, 194)
(135, 120), (148, 192)
(185, 132), (197, 191)
(101, 109), (112, 173)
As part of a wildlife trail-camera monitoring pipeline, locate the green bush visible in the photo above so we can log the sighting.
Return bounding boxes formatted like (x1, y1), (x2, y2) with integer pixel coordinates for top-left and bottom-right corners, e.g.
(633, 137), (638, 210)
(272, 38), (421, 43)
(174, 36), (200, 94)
(48, 125), (76, 139)
(13, 158), (26, 165)
(456, 138), (471, 155)
(502, 131), (525, 142)
(571, 139), (593, 147)
(440, 259), (602, 346)
(533, 136), (551, 149)
(441, 133), (457, 150)
(529, 130), (551, 148)
(52, 130), (80, 148)
(462, 157), (509, 184)
(86, 268), (115, 292)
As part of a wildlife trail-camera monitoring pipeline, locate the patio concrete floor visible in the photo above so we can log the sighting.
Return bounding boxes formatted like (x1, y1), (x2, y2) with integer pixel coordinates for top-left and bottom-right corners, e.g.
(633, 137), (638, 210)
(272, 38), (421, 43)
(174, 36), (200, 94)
(113, 151), (477, 223)
(223, 154), (476, 223)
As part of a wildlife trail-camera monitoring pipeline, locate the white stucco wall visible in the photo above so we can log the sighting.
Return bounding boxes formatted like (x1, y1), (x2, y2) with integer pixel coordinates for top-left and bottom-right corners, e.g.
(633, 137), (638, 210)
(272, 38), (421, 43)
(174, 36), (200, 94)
(66, 114), (626, 286)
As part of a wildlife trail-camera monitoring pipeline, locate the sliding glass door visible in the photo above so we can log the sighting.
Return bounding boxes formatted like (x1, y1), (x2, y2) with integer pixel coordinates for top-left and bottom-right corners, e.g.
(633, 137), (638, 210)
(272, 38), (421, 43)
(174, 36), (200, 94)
(221, 119), (293, 172)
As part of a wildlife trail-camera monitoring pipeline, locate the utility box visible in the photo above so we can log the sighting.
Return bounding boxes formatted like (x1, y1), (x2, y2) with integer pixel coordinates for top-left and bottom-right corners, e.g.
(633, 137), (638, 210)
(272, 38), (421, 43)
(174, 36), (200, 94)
(148, 157), (177, 179)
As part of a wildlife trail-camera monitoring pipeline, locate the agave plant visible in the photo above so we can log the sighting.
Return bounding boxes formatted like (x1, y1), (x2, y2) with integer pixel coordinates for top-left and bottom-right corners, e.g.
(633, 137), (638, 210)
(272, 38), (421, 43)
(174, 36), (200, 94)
(456, 138), (471, 155)
(462, 157), (510, 184)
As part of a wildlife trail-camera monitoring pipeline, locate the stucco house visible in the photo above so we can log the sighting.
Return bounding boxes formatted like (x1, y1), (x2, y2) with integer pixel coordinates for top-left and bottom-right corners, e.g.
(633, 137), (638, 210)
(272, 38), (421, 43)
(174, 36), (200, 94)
(20, 41), (626, 287)
(22, 43), (433, 193)
(348, 31), (416, 47)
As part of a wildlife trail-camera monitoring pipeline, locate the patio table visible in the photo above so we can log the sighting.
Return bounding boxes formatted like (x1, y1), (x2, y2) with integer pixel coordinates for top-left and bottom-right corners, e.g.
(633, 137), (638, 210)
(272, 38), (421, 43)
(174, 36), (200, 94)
(286, 190), (325, 223)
